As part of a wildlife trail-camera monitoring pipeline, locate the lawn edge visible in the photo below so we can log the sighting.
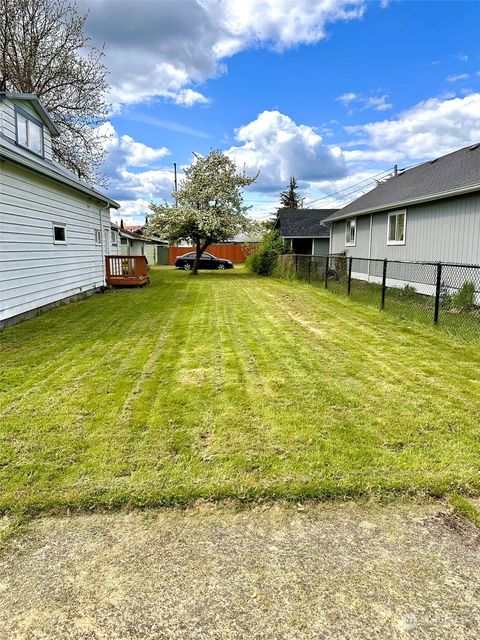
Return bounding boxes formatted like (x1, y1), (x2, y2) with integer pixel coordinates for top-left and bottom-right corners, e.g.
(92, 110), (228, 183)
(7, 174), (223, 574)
(0, 514), (31, 553)
(448, 493), (480, 529)
(0, 486), (471, 519)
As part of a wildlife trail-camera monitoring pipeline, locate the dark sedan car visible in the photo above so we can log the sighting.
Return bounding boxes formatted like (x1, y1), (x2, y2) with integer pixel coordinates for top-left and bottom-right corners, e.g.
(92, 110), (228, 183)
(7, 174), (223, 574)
(175, 252), (233, 270)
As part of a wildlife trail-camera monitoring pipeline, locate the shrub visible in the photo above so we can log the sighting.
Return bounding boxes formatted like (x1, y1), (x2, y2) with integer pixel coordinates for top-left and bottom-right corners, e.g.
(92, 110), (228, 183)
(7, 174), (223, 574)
(247, 231), (291, 276)
(394, 284), (419, 302)
(329, 251), (348, 283)
(452, 281), (476, 311)
(439, 281), (452, 310)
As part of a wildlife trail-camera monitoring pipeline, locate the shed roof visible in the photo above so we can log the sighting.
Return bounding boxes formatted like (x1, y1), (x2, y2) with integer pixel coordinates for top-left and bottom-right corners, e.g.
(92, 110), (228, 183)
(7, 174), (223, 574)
(324, 143), (480, 223)
(275, 209), (337, 238)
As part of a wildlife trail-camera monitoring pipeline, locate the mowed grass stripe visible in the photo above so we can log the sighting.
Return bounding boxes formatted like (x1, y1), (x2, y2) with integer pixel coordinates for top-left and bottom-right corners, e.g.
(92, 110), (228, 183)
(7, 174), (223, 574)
(0, 267), (479, 513)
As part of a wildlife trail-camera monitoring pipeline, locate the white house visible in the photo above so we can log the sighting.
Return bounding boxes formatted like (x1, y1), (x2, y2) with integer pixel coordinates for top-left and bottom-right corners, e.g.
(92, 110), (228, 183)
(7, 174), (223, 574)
(0, 92), (120, 327)
(119, 227), (151, 257)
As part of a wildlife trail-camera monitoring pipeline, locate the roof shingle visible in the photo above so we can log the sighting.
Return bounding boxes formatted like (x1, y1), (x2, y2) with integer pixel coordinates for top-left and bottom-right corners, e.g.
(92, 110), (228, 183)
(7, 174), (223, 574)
(324, 143), (480, 223)
(275, 209), (337, 237)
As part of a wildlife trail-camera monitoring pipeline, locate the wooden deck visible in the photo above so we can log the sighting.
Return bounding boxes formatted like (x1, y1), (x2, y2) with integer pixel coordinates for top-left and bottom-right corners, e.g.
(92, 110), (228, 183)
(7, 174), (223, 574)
(105, 255), (150, 287)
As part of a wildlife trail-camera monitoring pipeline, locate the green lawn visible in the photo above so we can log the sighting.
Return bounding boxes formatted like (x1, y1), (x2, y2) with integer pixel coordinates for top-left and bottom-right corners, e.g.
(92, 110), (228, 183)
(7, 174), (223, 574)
(1, 267), (479, 514)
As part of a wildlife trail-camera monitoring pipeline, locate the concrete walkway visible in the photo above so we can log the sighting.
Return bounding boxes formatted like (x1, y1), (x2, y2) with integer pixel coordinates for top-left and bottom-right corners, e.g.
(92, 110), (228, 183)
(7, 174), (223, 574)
(1, 501), (479, 639)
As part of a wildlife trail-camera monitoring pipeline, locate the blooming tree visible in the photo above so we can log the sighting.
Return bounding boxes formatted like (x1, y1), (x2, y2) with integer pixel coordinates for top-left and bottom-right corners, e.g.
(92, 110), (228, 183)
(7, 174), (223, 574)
(148, 150), (257, 274)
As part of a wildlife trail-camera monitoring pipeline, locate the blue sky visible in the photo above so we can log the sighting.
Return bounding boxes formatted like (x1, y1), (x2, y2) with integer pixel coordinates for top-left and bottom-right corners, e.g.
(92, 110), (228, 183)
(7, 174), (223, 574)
(81, 0), (480, 224)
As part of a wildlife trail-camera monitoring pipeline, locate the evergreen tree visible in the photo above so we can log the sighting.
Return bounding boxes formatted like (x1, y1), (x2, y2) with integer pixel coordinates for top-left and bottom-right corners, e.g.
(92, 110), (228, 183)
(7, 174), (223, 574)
(279, 176), (303, 209)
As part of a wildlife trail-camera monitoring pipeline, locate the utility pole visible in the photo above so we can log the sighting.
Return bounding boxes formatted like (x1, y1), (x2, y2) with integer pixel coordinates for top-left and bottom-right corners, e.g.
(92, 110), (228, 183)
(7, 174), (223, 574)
(174, 162), (178, 207)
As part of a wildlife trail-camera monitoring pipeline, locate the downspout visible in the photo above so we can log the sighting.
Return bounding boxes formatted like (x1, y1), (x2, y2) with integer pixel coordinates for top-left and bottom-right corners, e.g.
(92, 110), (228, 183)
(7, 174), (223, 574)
(99, 203), (110, 285)
(367, 213), (373, 282)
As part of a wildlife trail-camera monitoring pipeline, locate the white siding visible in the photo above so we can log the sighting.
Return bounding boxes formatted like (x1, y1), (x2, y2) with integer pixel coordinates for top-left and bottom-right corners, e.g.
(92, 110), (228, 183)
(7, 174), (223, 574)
(0, 162), (111, 323)
(0, 98), (54, 160)
(119, 235), (146, 256)
(330, 192), (480, 264)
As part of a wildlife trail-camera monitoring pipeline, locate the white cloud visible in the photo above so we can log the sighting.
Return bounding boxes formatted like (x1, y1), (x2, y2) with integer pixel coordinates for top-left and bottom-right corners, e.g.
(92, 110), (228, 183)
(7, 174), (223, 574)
(81, 0), (370, 108)
(337, 91), (392, 112)
(99, 122), (170, 168)
(345, 92), (480, 164)
(98, 123), (175, 220)
(446, 73), (469, 83)
(363, 95), (392, 111)
(169, 89), (211, 107)
(337, 92), (358, 105)
(225, 110), (347, 191)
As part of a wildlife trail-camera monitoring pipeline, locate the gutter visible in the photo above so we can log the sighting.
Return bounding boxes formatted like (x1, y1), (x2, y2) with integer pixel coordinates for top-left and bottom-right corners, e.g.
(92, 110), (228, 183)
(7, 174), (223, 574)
(323, 183), (480, 223)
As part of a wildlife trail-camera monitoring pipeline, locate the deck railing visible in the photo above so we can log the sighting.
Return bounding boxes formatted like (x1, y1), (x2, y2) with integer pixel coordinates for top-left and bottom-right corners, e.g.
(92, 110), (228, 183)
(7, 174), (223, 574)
(105, 255), (149, 287)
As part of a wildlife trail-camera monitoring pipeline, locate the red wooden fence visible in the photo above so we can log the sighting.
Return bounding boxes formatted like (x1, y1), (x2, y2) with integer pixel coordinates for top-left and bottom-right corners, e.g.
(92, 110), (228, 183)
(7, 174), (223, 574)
(168, 243), (256, 265)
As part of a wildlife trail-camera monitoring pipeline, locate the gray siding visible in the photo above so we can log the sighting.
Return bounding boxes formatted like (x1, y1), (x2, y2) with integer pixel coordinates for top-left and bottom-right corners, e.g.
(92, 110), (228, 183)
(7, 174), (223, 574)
(313, 238), (330, 256)
(331, 192), (480, 264)
(0, 162), (112, 323)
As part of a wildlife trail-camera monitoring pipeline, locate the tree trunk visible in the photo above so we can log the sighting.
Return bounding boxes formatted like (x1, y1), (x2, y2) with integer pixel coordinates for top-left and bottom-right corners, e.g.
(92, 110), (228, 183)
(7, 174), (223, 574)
(191, 241), (201, 275)
(191, 240), (210, 275)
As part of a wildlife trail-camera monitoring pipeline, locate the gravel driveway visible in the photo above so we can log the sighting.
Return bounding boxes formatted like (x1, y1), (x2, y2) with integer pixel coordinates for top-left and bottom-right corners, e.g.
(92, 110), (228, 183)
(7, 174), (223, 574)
(1, 500), (479, 639)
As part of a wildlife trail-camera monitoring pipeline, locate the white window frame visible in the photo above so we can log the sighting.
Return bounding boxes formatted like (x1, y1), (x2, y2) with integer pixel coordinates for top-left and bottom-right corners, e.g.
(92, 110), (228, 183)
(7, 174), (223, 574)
(53, 223), (67, 245)
(345, 217), (357, 247)
(94, 229), (102, 245)
(387, 209), (407, 246)
(111, 230), (118, 245)
(15, 106), (44, 157)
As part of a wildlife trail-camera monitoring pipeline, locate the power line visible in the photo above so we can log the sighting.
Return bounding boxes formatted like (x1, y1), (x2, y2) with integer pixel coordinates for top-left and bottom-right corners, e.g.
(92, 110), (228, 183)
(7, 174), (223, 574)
(303, 168), (393, 208)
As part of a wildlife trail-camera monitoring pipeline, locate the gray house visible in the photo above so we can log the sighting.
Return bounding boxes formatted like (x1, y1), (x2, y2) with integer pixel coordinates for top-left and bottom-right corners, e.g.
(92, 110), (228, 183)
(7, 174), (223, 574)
(274, 208), (336, 255)
(325, 144), (480, 265)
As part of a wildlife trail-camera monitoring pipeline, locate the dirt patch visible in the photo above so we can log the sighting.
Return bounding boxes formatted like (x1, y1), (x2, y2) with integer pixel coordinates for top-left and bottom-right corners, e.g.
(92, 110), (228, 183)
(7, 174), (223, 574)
(0, 500), (479, 639)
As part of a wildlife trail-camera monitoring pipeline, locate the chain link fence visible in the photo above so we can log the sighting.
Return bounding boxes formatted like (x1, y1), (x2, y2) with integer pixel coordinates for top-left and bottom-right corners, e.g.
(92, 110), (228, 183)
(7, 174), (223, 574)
(275, 254), (480, 343)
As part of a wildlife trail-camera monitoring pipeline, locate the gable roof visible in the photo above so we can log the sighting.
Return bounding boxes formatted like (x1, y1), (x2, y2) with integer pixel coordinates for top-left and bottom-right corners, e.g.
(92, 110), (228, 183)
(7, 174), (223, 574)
(324, 143), (480, 223)
(0, 135), (120, 209)
(275, 209), (337, 238)
(0, 92), (60, 136)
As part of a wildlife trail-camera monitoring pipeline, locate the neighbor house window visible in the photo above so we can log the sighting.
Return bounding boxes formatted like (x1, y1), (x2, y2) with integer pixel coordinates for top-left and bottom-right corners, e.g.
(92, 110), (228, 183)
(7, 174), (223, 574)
(345, 218), (356, 246)
(95, 229), (101, 245)
(387, 210), (406, 245)
(111, 230), (118, 245)
(15, 107), (44, 155)
(53, 223), (66, 244)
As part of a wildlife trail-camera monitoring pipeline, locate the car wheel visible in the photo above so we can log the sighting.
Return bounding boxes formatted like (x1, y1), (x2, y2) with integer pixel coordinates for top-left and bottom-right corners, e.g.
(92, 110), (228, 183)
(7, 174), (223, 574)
(217, 263), (226, 270)
(183, 262), (192, 270)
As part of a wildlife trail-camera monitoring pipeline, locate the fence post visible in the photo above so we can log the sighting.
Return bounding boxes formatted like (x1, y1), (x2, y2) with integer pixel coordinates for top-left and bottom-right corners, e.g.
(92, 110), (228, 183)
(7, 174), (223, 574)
(380, 259), (388, 309)
(295, 254), (298, 275)
(324, 255), (329, 289)
(434, 262), (442, 324)
(308, 255), (312, 283)
(347, 256), (352, 295)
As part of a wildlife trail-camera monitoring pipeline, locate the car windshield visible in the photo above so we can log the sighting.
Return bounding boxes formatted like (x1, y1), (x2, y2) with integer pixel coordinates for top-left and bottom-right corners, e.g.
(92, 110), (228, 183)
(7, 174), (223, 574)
(179, 253), (194, 259)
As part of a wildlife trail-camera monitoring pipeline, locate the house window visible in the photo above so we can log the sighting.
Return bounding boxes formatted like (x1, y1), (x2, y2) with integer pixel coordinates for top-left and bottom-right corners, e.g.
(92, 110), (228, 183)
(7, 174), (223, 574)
(111, 230), (118, 245)
(387, 210), (406, 245)
(95, 229), (101, 245)
(345, 218), (356, 246)
(15, 107), (44, 155)
(121, 237), (127, 245)
(53, 224), (66, 244)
